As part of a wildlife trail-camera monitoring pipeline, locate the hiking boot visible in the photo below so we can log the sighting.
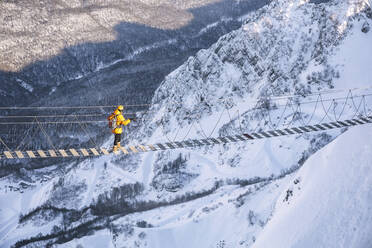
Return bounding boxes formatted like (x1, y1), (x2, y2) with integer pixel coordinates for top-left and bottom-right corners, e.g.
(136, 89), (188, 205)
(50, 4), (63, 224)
(113, 145), (118, 152)
(117, 142), (121, 148)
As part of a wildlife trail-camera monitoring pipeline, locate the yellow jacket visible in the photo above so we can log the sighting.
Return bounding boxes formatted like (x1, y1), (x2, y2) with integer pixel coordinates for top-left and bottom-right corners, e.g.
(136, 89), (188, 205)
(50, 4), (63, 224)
(109, 109), (130, 134)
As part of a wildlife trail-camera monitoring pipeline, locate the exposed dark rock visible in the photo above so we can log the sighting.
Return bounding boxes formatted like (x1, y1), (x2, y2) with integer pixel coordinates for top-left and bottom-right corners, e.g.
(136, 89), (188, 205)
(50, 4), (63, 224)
(362, 21), (370, 33)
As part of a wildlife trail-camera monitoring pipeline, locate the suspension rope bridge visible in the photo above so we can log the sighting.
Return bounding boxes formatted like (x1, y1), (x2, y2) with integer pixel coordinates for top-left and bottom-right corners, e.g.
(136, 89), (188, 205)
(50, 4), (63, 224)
(0, 115), (371, 160)
(0, 87), (371, 160)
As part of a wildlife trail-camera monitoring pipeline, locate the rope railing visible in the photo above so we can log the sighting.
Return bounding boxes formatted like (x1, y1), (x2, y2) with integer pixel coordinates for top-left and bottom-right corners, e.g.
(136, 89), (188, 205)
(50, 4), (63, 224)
(0, 88), (371, 155)
(0, 115), (370, 160)
(0, 86), (371, 111)
(0, 92), (370, 126)
(0, 111), (156, 119)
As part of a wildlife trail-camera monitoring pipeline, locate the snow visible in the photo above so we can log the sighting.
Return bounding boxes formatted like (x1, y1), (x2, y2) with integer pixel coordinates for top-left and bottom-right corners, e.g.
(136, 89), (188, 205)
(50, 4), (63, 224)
(0, 178), (58, 246)
(16, 79), (34, 93)
(252, 125), (372, 248)
(329, 18), (372, 89)
(58, 229), (115, 248)
(0, 192), (21, 242)
(1, 0), (372, 247)
(142, 152), (156, 188)
(195, 17), (233, 37)
(105, 176), (293, 248)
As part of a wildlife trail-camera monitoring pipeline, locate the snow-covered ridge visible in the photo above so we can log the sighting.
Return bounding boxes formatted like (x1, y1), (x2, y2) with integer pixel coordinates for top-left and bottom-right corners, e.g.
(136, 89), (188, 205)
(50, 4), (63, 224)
(139, 0), (371, 142)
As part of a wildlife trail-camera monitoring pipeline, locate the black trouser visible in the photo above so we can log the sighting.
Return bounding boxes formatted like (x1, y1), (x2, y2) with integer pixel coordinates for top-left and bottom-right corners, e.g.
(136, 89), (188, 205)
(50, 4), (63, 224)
(114, 134), (121, 146)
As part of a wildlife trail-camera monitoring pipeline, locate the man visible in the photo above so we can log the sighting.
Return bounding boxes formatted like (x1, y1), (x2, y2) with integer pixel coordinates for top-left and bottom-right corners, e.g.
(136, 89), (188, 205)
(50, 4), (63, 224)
(108, 105), (131, 151)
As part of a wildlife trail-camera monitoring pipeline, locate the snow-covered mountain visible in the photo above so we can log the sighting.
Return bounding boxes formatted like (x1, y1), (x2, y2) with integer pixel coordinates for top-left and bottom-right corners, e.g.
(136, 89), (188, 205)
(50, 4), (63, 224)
(1, 0), (372, 247)
(252, 124), (372, 248)
(132, 0), (372, 211)
(0, 0), (269, 164)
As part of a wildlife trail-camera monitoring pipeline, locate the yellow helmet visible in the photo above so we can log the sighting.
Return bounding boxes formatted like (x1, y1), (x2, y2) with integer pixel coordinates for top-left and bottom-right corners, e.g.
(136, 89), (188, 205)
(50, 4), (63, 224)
(117, 105), (124, 111)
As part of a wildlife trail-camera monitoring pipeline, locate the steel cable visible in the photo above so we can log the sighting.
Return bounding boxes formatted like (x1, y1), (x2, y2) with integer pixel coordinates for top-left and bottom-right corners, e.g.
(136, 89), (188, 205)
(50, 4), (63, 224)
(319, 94), (335, 123)
(74, 114), (99, 148)
(34, 117), (57, 151)
(0, 86), (371, 111)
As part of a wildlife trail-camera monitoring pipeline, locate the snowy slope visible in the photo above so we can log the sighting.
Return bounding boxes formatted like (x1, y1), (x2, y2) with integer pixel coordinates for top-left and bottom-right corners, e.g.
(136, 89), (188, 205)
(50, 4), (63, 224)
(57, 179), (292, 248)
(32, 125), (372, 248)
(134, 0), (372, 197)
(138, 0), (372, 149)
(1, 0), (372, 247)
(252, 124), (372, 248)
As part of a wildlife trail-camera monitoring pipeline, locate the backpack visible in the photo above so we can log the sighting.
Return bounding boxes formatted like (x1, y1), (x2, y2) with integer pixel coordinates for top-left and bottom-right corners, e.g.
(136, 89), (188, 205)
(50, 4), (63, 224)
(108, 114), (119, 131)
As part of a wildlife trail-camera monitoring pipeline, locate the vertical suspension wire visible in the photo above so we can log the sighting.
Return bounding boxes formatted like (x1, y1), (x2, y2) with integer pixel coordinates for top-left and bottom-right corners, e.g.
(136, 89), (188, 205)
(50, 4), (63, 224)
(273, 99), (290, 128)
(74, 114), (98, 148)
(265, 95), (289, 130)
(304, 94), (319, 125)
(246, 111), (256, 133)
(349, 90), (359, 113)
(15, 121), (35, 151)
(208, 108), (225, 138)
(264, 89), (282, 129)
(248, 97), (264, 133)
(294, 98), (308, 126)
(336, 91), (351, 121)
(172, 125), (182, 142)
(319, 94), (335, 123)
(35, 117), (57, 151)
(287, 98), (298, 126)
(362, 95), (368, 116)
(252, 105), (263, 133)
(237, 109), (243, 133)
(196, 120), (209, 139)
(296, 97), (307, 125)
(263, 106), (276, 130)
(285, 98), (302, 128)
(354, 97), (364, 118)
(225, 103), (235, 135)
(349, 91), (365, 118)
(0, 136), (11, 152)
(368, 100), (372, 116)
(160, 118), (176, 144)
(332, 99), (339, 121)
(286, 98), (301, 127)
(181, 121), (195, 142)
